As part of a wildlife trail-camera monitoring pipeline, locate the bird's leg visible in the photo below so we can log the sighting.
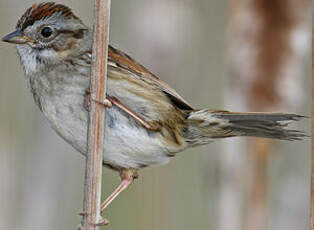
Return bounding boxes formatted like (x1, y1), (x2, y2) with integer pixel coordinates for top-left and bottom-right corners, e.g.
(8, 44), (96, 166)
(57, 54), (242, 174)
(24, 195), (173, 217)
(97, 169), (138, 226)
(85, 90), (159, 131)
(105, 96), (160, 131)
(100, 169), (138, 213)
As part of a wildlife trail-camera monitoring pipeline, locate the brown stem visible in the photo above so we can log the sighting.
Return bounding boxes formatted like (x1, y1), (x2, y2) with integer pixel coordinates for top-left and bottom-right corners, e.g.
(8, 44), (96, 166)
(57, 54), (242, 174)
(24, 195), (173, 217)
(80, 0), (111, 229)
(311, 6), (314, 228)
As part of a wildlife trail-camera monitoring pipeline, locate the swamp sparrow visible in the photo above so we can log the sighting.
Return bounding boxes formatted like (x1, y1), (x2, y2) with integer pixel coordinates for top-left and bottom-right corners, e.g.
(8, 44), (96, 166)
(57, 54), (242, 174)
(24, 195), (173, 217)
(2, 2), (305, 224)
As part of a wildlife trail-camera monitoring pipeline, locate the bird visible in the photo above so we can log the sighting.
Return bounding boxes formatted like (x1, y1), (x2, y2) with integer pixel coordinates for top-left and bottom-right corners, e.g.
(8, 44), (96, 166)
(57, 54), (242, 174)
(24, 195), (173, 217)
(2, 2), (306, 224)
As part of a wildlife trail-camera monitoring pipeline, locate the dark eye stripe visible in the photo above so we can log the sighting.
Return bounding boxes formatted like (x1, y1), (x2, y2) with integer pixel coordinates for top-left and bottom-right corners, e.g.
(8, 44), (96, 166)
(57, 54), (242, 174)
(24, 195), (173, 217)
(57, 29), (86, 39)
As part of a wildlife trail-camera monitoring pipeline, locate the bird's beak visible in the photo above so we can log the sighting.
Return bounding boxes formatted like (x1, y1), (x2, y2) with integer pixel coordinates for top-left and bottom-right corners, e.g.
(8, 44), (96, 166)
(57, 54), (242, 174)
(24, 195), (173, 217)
(2, 29), (33, 44)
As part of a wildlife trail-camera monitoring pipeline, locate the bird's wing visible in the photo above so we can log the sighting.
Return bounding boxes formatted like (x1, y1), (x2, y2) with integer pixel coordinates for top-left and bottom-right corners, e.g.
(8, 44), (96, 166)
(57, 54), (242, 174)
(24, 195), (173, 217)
(107, 45), (194, 110)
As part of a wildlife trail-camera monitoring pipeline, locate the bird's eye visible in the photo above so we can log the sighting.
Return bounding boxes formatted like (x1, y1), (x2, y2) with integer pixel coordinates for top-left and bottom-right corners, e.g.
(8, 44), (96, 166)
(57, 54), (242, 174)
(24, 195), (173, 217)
(41, 27), (53, 38)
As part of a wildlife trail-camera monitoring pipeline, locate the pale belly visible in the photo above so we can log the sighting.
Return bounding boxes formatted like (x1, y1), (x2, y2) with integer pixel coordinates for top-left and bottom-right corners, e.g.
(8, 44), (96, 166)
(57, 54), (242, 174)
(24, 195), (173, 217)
(41, 93), (171, 169)
(27, 63), (185, 169)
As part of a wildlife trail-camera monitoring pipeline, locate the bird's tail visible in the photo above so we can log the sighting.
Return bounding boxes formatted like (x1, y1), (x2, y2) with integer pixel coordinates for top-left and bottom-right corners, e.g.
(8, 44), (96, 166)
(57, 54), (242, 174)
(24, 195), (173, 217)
(185, 110), (306, 146)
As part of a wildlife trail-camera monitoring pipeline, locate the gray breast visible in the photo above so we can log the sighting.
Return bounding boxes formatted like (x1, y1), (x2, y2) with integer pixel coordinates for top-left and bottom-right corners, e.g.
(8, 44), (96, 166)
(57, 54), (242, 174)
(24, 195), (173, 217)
(28, 69), (172, 169)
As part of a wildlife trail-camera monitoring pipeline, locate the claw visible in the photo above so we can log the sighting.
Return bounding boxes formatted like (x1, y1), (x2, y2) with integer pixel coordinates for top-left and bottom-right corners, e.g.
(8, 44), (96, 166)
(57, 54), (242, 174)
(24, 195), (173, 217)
(92, 97), (113, 108)
(77, 217), (109, 229)
(79, 212), (87, 216)
(96, 217), (110, 226)
(84, 89), (113, 111)
(84, 91), (91, 111)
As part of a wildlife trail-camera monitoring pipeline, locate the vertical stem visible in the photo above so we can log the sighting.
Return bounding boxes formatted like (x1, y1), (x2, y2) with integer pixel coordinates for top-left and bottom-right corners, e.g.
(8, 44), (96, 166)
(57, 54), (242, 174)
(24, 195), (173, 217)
(81, 0), (111, 229)
(311, 73), (313, 228)
(311, 7), (314, 228)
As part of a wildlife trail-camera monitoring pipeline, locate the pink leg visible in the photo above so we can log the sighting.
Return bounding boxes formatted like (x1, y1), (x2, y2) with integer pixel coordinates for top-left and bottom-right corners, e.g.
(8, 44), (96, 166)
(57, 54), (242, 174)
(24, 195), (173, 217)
(106, 96), (160, 131)
(85, 91), (159, 131)
(100, 177), (133, 214)
(96, 169), (137, 226)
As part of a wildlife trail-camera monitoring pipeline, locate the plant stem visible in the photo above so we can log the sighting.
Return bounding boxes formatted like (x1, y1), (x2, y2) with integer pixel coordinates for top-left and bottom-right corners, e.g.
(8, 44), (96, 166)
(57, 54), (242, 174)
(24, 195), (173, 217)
(81, 0), (111, 229)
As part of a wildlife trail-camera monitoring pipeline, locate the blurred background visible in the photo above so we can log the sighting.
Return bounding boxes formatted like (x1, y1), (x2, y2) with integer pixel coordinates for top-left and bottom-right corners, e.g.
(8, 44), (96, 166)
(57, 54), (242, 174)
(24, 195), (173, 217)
(0, 0), (311, 230)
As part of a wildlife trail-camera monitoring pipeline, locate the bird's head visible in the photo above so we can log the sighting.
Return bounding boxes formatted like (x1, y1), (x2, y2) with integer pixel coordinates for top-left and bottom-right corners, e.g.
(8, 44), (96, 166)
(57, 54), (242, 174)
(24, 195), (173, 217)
(2, 2), (91, 74)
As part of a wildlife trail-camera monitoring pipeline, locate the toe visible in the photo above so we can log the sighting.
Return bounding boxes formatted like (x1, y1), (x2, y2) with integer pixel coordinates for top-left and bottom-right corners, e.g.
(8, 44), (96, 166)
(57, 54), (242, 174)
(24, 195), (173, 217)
(96, 217), (110, 226)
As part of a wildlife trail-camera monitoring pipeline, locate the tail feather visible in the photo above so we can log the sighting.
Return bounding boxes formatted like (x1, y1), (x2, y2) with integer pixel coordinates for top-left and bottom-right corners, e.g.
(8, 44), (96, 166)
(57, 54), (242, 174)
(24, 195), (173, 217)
(185, 110), (306, 146)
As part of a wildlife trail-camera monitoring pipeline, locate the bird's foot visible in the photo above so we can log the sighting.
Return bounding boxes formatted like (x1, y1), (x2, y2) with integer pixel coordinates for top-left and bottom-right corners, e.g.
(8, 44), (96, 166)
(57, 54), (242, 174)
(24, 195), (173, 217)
(84, 90), (112, 111)
(95, 217), (110, 226)
(77, 213), (109, 228)
(92, 97), (113, 108)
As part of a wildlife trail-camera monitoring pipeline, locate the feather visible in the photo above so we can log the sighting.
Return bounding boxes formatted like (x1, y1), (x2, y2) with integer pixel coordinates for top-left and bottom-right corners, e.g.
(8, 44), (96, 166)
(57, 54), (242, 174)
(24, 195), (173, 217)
(16, 2), (79, 30)
(186, 110), (307, 146)
(107, 45), (194, 110)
